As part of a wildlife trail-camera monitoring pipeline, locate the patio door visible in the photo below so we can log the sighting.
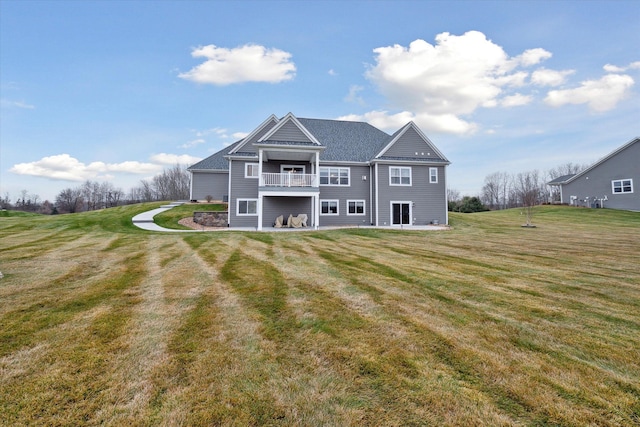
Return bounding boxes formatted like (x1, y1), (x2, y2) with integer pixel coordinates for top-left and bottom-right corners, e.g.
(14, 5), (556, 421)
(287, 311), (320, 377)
(391, 202), (411, 225)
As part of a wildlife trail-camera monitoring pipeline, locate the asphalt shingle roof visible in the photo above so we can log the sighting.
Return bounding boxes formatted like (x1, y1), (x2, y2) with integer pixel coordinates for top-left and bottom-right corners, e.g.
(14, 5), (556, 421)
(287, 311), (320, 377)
(188, 117), (421, 171)
(297, 118), (391, 162)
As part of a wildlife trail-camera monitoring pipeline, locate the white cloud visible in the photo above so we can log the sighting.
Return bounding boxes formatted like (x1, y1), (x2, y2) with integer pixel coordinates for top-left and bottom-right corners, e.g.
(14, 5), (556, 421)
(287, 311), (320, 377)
(9, 153), (201, 182)
(179, 43), (296, 85)
(604, 61), (640, 73)
(1, 99), (35, 109)
(513, 48), (553, 67)
(500, 93), (533, 107)
(344, 85), (365, 105)
(150, 153), (202, 165)
(362, 31), (552, 134)
(544, 74), (634, 112)
(338, 110), (477, 135)
(531, 68), (575, 86)
(328, 69), (338, 76)
(180, 138), (206, 149)
(232, 131), (249, 139)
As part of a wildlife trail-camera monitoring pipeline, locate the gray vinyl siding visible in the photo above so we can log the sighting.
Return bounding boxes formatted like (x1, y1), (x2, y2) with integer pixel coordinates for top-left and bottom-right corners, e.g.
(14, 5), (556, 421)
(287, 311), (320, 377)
(561, 140), (640, 211)
(318, 165), (372, 226)
(228, 160), (259, 228)
(383, 127), (445, 160)
(262, 197), (312, 228)
(377, 164), (447, 225)
(233, 118), (278, 154)
(267, 121), (313, 143)
(190, 171), (228, 201)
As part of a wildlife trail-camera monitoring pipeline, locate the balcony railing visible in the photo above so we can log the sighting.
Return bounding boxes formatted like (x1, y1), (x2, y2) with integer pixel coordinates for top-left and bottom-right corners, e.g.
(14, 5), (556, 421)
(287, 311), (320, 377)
(262, 173), (317, 188)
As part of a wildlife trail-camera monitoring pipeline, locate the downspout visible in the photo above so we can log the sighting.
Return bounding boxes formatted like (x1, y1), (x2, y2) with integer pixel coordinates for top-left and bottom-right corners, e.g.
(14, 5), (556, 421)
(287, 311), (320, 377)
(227, 159), (232, 227)
(257, 150), (263, 231)
(375, 163), (379, 226)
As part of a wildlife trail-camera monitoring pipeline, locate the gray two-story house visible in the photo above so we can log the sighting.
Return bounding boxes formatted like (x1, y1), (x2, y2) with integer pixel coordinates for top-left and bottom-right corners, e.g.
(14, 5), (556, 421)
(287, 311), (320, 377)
(188, 113), (450, 230)
(547, 137), (639, 211)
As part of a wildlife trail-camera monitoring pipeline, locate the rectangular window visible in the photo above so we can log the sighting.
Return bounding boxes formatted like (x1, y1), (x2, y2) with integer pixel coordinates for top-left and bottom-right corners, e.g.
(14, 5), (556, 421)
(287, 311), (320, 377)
(245, 163), (259, 178)
(429, 167), (438, 183)
(320, 200), (339, 215)
(390, 166), (411, 186)
(237, 199), (258, 215)
(612, 179), (633, 193)
(320, 167), (350, 186)
(347, 200), (365, 215)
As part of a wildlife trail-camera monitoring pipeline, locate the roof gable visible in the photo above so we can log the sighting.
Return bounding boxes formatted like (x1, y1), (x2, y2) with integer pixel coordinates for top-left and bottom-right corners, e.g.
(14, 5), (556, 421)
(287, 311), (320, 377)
(259, 112), (321, 145)
(376, 122), (449, 161)
(564, 137), (639, 184)
(229, 114), (279, 154)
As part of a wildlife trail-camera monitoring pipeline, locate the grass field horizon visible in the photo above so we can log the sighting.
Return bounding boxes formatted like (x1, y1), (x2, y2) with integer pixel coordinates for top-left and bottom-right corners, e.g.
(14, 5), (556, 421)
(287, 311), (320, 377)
(1, 204), (639, 426)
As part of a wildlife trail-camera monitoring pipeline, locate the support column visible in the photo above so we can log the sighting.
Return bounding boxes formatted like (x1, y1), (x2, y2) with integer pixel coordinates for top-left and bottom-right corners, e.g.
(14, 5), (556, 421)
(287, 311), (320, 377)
(314, 194), (320, 230)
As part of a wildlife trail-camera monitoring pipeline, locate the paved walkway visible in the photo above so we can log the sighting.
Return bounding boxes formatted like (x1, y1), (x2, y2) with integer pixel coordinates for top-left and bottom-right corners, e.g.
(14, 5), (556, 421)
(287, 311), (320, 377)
(132, 202), (448, 233)
(131, 202), (206, 232)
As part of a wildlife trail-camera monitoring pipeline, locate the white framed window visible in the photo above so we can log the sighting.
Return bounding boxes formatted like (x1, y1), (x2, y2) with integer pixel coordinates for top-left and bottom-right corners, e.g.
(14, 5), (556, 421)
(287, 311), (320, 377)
(320, 167), (350, 186)
(390, 166), (411, 186)
(612, 179), (633, 194)
(429, 167), (438, 183)
(245, 163), (259, 178)
(237, 199), (258, 215)
(347, 200), (365, 215)
(320, 200), (339, 215)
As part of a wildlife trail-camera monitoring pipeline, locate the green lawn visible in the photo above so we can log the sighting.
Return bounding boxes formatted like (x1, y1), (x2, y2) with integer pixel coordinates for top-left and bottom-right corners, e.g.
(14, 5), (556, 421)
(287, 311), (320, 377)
(1, 204), (639, 426)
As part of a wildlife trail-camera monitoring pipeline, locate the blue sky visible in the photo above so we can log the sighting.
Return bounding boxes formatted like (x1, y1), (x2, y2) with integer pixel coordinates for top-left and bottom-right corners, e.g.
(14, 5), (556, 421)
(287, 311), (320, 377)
(1, 0), (638, 202)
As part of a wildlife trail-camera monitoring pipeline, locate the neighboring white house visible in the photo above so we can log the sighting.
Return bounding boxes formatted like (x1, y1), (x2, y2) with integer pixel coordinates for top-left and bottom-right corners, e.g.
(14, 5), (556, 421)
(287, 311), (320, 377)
(188, 113), (450, 230)
(548, 137), (639, 211)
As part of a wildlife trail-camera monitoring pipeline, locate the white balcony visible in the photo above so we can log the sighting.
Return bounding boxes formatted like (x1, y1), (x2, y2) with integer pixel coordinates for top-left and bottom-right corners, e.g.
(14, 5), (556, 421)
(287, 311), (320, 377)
(261, 173), (318, 188)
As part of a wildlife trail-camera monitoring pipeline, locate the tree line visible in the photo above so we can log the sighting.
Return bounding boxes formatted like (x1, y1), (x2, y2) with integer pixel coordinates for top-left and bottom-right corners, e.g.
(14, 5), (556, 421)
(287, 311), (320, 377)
(1, 164), (191, 214)
(448, 162), (588, 214)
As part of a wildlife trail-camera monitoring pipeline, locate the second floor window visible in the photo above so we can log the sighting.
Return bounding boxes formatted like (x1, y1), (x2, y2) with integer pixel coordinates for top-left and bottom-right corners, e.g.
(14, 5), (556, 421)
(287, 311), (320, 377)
(430, 167), (438, 183)
(245, 163), (259, 178)
(320, 167), (350, 186)
(390, 167), (411, 186)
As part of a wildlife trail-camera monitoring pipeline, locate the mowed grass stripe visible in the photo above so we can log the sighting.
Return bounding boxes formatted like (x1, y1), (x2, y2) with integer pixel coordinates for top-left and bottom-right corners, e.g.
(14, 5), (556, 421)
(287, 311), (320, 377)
(1, 204), (639, 425)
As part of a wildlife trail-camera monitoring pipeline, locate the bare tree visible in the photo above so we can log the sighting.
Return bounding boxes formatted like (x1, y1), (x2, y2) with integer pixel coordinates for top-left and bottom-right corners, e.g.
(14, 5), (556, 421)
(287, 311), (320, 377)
(515, 170), (544, 227)
(55, 187), (83, 213)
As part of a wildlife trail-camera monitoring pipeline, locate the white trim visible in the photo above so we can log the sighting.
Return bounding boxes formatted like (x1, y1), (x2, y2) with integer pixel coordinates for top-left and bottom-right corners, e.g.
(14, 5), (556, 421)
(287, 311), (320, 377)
(389, 166), (412, 186)
(245, 163), (259, 178)
(612, 178), (634, 194)
(444, 166), (449, 225)
(229, 114), (279, 154)
(429, 167), (438, 183)
(237, 198), (258, 216)
(320, 166), (350, 186)
(375, 121), (449, 161)
(258, 112), (322, 145)
(375, 163), (379, 226)
(347, 200), (366, 216)
(320, 199), (339, 215)
(390, 201), (412, 226)
(227, 159), (233, 226)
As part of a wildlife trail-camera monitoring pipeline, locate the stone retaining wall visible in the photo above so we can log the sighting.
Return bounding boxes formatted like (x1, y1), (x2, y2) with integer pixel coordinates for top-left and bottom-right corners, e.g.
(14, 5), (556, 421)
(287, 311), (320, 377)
(193, 211), (228, 227)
